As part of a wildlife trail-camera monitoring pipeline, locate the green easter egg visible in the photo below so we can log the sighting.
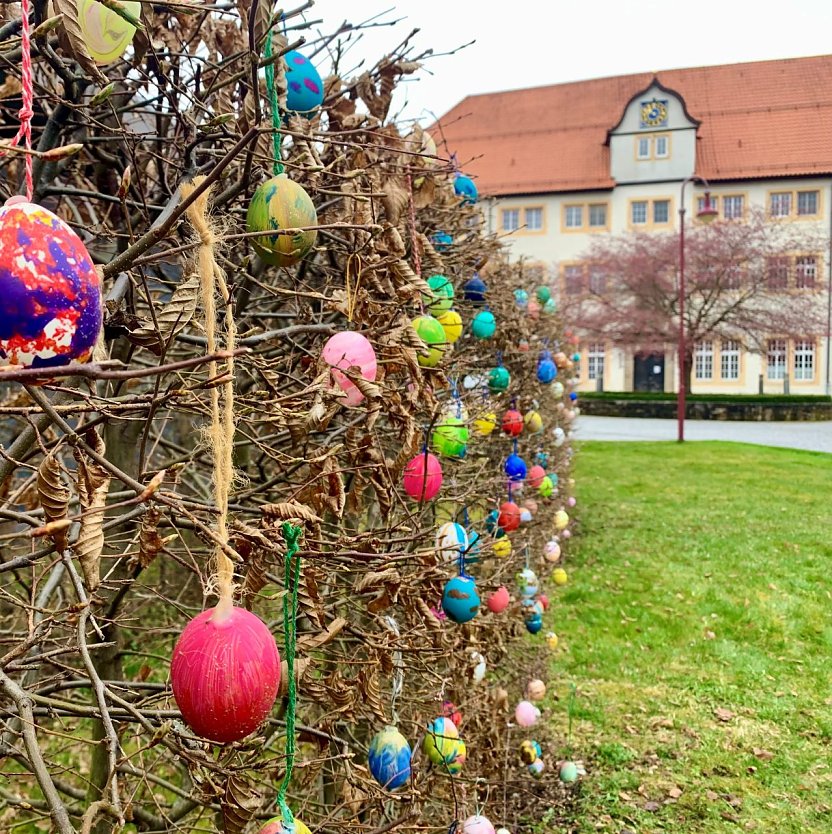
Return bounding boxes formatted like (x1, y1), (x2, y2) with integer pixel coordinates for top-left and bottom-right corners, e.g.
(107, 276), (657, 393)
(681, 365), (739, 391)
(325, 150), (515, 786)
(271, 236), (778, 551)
(537, 475), (554, 498)
(422, 274), (455, 314)
(543, 298), (557, 315)
(488, 366), (510, 393)
(412, 315), (447, 367)
(432, 415), (469, 459)
(536, 286), (551, 303)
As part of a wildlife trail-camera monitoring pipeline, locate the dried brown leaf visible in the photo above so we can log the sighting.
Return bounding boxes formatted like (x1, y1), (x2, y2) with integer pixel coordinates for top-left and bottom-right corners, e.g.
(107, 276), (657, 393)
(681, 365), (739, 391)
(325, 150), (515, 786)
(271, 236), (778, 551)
(37, 450), (70, 551)
(73, 433), (110, 591)
(127, 273), (200, 354)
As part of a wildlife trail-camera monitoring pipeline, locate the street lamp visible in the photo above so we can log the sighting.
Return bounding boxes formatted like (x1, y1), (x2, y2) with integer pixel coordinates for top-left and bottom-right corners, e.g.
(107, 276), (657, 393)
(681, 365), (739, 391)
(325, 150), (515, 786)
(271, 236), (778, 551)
(677, 177), (718, 442)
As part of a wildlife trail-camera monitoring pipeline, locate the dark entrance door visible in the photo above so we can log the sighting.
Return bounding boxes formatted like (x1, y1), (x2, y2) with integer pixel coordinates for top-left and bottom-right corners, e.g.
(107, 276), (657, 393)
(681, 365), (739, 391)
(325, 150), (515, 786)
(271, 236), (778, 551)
(633, 352), (665, 392)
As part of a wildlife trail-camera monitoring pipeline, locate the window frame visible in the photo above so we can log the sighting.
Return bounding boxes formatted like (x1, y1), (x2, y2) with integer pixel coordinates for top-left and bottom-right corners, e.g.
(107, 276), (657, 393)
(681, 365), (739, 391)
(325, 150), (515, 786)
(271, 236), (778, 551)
(501, 208), (520, 232)
(524, 206), (544, 232)
(636, 137), (650, 160)
(722, 194), (745, 220)
(797, 189), (820, 218)
(694, 340), (714, 381)
(720, 340), (740, 381)
(770, 191), (792, 218)
(588, 203), (608, 229)
(767, 188), (822, 220)
(795, 255), (817, 289)
(630, 200), (648, 225)
(587, 342), (605, 381)
(766, 338), (787, 380)
(564, 204), (584, 230)
(793, 339), (815, 381)
(766, 256), (790, 290)
(653, 199), (670, 225)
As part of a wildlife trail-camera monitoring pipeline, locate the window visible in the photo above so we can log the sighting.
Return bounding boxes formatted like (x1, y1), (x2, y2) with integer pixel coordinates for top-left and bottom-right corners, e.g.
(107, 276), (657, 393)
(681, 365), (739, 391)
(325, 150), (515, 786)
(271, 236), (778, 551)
(631, 201), (648, 225)
(766, 257), (789, 290)
(697, 195), (717, 214)
(637, 138), (650, 159)
(564, 265), (584, 295)
(653, 199), (670, 224)
(794, 340), (815, 381)
(723, 195), (744, 220)
(795, 256), (817, 288)
(720, 340), (740, 380)
(770, 192), (792, 217)
(525, 207), (543, 231)
(797, 190), (819, 216)
(588, 266), (606, 295)
(655, 135), (668, 158)
(502, 209), (520, 231)
(565, 205), (583, 228)
(587, 343), (605, 380)
(767, 339), (787, 380)
(694, 341), (714, 380)
(588, 204), (607, 228)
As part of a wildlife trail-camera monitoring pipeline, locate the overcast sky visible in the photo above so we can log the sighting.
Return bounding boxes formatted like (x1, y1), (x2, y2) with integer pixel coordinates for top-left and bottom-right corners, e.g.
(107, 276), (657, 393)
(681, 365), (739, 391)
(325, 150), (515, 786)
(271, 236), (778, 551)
(305, 0), (832, 128)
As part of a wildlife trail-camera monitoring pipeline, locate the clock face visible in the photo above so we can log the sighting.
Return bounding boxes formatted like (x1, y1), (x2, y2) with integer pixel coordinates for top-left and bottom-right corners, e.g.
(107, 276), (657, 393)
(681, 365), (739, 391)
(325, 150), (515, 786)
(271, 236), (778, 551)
(640, 98), (668, 128)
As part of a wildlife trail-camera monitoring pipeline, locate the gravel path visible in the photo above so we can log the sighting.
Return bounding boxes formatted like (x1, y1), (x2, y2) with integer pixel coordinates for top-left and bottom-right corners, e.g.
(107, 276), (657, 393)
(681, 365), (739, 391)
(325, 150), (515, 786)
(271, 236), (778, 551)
(575, 415), (832, 454)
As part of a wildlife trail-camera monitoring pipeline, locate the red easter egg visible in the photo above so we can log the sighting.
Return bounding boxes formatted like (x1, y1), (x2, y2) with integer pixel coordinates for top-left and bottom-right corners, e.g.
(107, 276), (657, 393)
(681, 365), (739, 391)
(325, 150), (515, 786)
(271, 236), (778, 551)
(527, 465), (546, 489)
(539, 593), (550, 611)
(498, 501), (521, 532)
(171, 606), (281, 743)
(443, 699), (463, 727)
(487, 586), (510, 613)
(501, 409), (523, 437)
(403, 452), (443, 501)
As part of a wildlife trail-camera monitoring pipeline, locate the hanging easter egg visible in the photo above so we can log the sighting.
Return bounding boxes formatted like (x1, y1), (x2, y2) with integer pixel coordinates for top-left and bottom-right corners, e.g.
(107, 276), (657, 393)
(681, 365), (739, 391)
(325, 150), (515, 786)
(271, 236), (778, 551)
(258, 816), (313, 834)
(0, 200), (102, 371)
(552, 567), (568, 586)
(554, 351), (569, 369)
(537, 476), (554, 498)
(496, 829), (512, 834)
(567, 496), (577, 508)
(464, 373), (484, 390)
(535, 286), (551, 303)
(546, 632), (559, 649)
(368, 726), (412, 789)
(422, 273), (455, 314)
(514, 288), (528, 308)
(432, 230), (453, 251)
(523, 498), (539, 516)
(516, 567), (539, 599)
(527, 299), (540, 320)
(501, 409), (523, 437)
(525, 612), (543, 634)
(528, 758), (545, 778)
(527, 679), (546, 701)
(553, 426), (566, 447)
(443, 700), (463, 728)
(470, 650), (487, 683)
(527, 465), (546, 489)
(518, 339), (530, 352)
(246, 175), (317, 266)
(543, 298), (557, 316)
(454, 174), (478, 205)
(519, 739), (542, 765)
(559, 761), (579, 783)
(77, 0), (140, 64)
(171, 606), (280, 743)
(471, 310), (496, 339)
(442, 575), (480, 623)
(572, 352), (581, 362)
(493, 537), (512, 558)
(435, 522), (469, 564)
(552, 381), (565, 397)
(537, 353), (557, 384)
(463, 274), (487, 303)
(562, 528), (572, 540)
(520, 508), (532, 523)
(488, 366), (511, 394)
(498, 501), (521, 532)
(432, 415), (469, 459)
(437, 309), (463, 344)
(504, 453), (527, 482)
(487, 585), (510, 613)
(412, 315), (447, 367)
(544, 540), (561, 563)
(402, 452), (443, 501)
(524, 410), (543, 434)
(515, 700), (540, 727)
(423, 716), (460, 765)
(473, 410), (497, 436)
(463, 815), (495, 834)
(283, 51), (324, 117)
(539, 593), (550, 611)
(554, 509), (569, 530)
(322, 331), (377, 407)
(447, 738), (466, 774)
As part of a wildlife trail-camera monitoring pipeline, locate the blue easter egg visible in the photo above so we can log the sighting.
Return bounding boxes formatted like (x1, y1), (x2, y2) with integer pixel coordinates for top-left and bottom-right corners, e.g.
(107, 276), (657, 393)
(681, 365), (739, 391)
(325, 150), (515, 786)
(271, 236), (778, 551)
(514, 288), (529, 307)
(466, 530), (482, 563)
(432, 231), (453, 252)
(569, 392), (578, 402)
(535, 452), (550, 467)
(463, 274), (487, 303)
(454, 174), (478, 205)
(368, 726), (412, 789)
(284, 51), (324, 117)
(471, 310), (496, 340)
(537, 358), (557, 384)
(572, 352), (581, 362)
(442, 575), (480, 623)
(525, 612), (543, 634)
(504, 453), (527, 482)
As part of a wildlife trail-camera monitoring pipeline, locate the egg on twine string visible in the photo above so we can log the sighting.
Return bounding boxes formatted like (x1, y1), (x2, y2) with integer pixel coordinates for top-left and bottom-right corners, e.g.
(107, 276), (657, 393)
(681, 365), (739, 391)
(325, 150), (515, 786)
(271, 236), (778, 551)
(504, 453), (527, 482)
(441, 575), (481, 623)
(463, 273), (487, 303)
(537, 352), (558, 384)
(527, 465), (546, 489)
(524, 410), (544, 434)
(527, 679), (546, 701)
(473, 410), (497, 436)
(493, 537), (512, 558)
(528, 758), (545, 778)
(470, 650), (487, 683)
(552, 567), (568, 586)
(368, 726), (412, 789)
(170, 606), (281, 743)
(454, 174), (478, 205)
(443, 700), (463, 728)
(0, 198), (102, 371)
(463, 815), (495, 834)
(321, 331), (377, 407)
(437, 309), (463, 343)
(487, 585), (510, 613)
(514, 288), (528, 308)
(78, 0), (140, 64)
(520, 508), (532, 523)
(412, 315), (447, 368)
(447, 739), (466, 774)
(471, 309), (496, 339)
(537, 476), (555, 498)
(501, 409), (523, 436)
(488, 366), (511, 393)
(422, 273), (455, 314)
(535, 286), (551, 303)
(402, 452), (443, 501)
(283, 50), (325, 117)
(525, 611), (543, 634)
(520, 739), (542, 764)
(516, 567), (539, 598)
(246, 175), (317, 266)
(554, 509), (570, 530)
(552, 381), (565, 397)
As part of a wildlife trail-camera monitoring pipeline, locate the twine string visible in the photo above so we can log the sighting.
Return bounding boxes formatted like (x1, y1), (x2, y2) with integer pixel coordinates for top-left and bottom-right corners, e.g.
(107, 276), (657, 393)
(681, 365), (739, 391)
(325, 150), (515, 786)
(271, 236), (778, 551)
(406, 174), (422, 278)
(384, 616), (403, 725)
(264, 28), (285, 177)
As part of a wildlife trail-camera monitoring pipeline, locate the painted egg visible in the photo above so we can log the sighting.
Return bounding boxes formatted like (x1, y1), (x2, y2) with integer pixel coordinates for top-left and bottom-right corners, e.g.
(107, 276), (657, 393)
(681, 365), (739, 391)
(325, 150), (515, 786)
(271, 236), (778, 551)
(436, 522), (469, 564)
(520, 508), (532, 523)
(443, 700), (462, 728)
(432, 415), (469, 459)
(528, 758), (545, 778)
(567, 496), (577, 508)
(257, 816), (313, 834)
(246, 175), (317, 266)
(537, 356), (557, 384)
(545, 540), (561, 563)
(543, 298), (557, 315)
(487, 585), (510, 612)
(539, 592), (550, 610)
(554, 351), (569, 369)
(527, 299), (540, 320)
(553, 426), (566, 447)
(283, 50), (324, 116)
(552, 567), (568, 586)
(0, 200), (101, 371)
(470, 650), (487, 683)
(572, 352), (581, 362)
(525, 612), (543, 634)
(504, 453), (527, 482)
(552, 381), (565, 397)
(488, 366), (510, 393)
(536, 286), (551, 303)
(514, 289), (528, 307)
(78, 0), (139, 64)
(368, 726), (412, 789)
(527, 465), (546, 489)
(471, 309), (496, 339)
(493, 537), (512, 558)
(442, 575), (480, 623)
(554, 510), (570, 530)
(527, 679), (546, 701)
(412, 315), (447, 367)
(432, 230), (453, 251)
(517, 568), (539, 598)
(525, 410), (544, 434)
(546, 632), (559, 649)
(570, 391), (579, 402)
(518, 339), (530, 352)
(515, 700), (540, 727)
(559, 761), (579, 783)
(501, 409), (523, 436)
(422, 273), (455, 314)
(437, 309), (463, 343)
(520, 739), (543, 764)
(446, 737), (466, 774)
(423, 716), (459, 765)
(473, 410), (497, 436)
(463, 815), (495, 834)
(322, 331), (377, 407)
(537, 476), (554, 498)
(454, 174), (478, 205)
(403, 452), (443, 501)
(498, 501), (521, 532)
(463, 274), (487, 303)
(464, 373), (484, 390)
(523, 498), (539, 515)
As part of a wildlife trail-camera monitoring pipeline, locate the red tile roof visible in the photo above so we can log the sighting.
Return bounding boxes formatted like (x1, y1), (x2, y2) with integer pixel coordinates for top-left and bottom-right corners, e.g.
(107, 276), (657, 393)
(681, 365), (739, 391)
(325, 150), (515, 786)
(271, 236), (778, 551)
(433, 56), (832, 196)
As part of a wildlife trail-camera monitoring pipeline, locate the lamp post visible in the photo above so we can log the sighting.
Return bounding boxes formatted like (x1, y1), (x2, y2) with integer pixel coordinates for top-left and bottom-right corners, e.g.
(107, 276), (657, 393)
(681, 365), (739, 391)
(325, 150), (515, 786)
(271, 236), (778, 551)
(677, 176), (718, 442)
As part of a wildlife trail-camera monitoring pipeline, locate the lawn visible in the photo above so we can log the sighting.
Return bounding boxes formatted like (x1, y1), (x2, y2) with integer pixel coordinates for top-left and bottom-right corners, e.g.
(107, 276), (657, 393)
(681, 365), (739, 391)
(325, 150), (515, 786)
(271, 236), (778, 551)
(550, 441), (832, 833)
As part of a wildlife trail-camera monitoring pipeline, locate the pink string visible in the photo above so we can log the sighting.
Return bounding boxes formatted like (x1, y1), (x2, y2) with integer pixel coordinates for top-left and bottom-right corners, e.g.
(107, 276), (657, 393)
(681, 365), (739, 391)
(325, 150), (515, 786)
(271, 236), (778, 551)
(3, 0), (34, 201)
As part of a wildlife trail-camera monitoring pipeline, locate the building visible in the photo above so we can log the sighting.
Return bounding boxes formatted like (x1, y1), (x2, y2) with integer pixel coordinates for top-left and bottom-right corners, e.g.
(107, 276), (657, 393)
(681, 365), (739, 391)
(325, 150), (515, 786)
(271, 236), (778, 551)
(434, 56), (832, 395)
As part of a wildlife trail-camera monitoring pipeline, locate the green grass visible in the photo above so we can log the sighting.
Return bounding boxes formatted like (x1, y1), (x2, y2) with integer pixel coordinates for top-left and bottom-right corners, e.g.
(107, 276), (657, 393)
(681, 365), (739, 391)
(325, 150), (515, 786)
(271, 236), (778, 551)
(550, 441), (832, 834)
(580, 391), (832, 404)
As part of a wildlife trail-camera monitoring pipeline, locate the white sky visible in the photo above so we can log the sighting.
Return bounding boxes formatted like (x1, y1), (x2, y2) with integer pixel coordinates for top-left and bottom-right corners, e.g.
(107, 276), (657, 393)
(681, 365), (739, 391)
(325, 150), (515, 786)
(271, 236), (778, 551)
(305, 0), (832, 128)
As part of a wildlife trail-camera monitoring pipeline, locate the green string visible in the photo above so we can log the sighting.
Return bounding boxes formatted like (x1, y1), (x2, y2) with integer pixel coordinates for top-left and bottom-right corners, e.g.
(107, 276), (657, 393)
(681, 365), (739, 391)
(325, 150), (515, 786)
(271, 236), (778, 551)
(278, 521), (302, 829)
(264, 28), (284, 177)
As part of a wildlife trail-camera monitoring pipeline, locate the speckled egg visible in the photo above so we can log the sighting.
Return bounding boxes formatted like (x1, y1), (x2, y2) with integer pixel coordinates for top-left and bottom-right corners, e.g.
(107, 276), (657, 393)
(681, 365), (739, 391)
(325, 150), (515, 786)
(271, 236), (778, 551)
(78, 0), (140, 64)
(0, 199), (101, 371)
(528, 758), (545, 778)
(246, 175), (317, 266)
(442, 575), (481, 623)
(283, 50), (324, 116)
(423, 716), (459, 765)
(368, 726), (412, 789)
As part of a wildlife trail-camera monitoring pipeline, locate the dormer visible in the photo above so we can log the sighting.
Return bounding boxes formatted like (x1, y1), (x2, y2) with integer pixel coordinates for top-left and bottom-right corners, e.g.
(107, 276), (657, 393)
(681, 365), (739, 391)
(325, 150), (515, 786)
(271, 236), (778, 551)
(607, 79), (699, 184)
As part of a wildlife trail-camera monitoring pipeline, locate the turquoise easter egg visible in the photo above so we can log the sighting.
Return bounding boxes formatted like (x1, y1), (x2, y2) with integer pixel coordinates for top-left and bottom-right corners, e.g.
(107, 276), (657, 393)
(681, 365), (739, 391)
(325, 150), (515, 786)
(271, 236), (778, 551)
(471, 310), (496, 340)
(368, 726), (412, 789)
(284, 51), (324, 117)
(442, 575), (480, 623)
(454, 174), (478, 205)
(488, 366), (510, 393)
(536, 286), (551, 303)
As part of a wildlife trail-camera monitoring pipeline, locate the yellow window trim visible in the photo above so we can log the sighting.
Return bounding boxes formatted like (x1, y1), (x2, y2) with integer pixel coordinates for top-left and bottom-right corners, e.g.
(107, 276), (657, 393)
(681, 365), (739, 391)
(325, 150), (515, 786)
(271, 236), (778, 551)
(499, 204), (547, 235)
(560, 201), (611, 233)
(633, 132), (672, 161)
(765, 187), (823, 221)
(627, 196), (674, 230)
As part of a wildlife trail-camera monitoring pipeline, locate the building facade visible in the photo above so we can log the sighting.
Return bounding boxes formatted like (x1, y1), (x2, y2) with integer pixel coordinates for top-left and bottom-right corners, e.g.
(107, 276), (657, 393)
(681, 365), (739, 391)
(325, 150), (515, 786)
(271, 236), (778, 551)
(435, 58), (832, 395)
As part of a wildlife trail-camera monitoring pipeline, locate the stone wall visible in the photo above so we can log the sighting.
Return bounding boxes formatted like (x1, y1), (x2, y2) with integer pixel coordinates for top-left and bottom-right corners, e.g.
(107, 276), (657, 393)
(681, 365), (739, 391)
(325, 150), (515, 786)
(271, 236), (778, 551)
(580, 398), (832, 422)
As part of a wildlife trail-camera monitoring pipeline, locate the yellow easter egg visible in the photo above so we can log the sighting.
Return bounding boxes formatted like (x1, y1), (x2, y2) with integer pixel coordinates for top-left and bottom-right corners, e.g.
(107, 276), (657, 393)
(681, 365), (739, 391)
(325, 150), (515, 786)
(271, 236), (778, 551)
(552, 568), (568, 586)
(493, 538), (512, 558)
(77, 0), (140, 65)
(437, 309), (463, 344)
(524, 410), (543, 434)
(554, 509), (570, 530)
(473, 411), (497, 436)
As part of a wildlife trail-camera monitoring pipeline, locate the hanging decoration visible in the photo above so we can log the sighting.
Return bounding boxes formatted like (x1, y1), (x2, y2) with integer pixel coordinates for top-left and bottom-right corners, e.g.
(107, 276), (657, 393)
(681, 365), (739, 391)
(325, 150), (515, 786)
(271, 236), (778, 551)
(412, 314), (447, 367)
(322, 331), (378, 407)
(403, 450), (443, 501)
(283, 50), (325, 117)
(78, 0), (141, 65)
(463, 273), (487, 302)
(472, 309), (496, 339)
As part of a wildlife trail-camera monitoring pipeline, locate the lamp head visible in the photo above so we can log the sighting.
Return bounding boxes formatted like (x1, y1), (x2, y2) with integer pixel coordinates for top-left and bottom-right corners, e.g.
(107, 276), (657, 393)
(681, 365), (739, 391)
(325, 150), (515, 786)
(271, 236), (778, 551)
(697, 191), (718, 224)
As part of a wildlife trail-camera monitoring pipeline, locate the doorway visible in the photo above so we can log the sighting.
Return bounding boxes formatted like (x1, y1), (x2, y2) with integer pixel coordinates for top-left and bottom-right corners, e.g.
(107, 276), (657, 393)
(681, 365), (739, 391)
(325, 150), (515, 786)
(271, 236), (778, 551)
(633, 352), (665, 392)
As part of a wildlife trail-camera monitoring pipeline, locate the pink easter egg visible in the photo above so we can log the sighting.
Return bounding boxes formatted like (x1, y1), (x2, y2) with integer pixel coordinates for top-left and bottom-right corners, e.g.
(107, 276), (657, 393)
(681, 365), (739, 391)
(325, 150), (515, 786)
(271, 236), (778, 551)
(544, 541), (561, 563)
(527, 465), (546, 489)
(562, 529), (572, 539)
(322, 331), (377, 407)
(567, 496), (577, 508)
(539, 593), (550, 611)
(463, 815), (496, 834)
(403, 452), (443, 501)
(526, 299), (540, 320)
(514, 700), (539, 727)
(487, 586), (510, 613)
